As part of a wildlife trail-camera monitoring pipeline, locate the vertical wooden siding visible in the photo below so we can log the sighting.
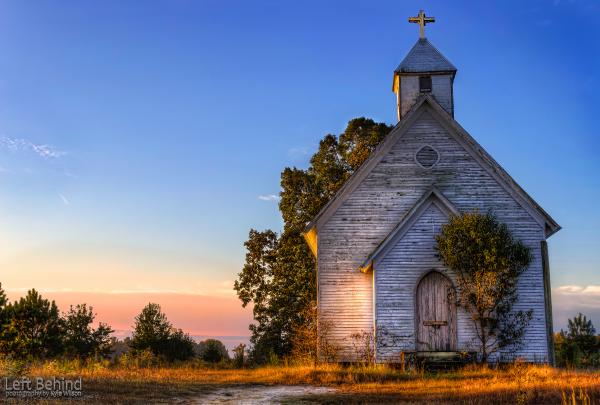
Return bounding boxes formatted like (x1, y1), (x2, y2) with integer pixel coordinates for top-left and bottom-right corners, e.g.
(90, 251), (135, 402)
(415, 270), (457, 352)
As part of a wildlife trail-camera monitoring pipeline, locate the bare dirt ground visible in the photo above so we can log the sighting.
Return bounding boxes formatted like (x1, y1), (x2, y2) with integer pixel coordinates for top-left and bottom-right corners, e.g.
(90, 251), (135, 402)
(193, 385), (338, 404)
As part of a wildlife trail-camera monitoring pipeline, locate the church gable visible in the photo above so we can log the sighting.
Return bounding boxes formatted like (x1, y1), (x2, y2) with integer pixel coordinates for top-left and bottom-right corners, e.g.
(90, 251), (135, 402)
(307, 96), (560, 245)
(375, 201), (456, 360)
(359, 187), (458, 273)
(318, 97), (551, 278)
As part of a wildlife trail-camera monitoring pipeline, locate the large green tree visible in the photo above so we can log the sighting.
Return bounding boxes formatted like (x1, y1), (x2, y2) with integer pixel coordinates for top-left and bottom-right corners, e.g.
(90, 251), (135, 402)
(435, 212), (533, 362)
(235, 118), (392, 362)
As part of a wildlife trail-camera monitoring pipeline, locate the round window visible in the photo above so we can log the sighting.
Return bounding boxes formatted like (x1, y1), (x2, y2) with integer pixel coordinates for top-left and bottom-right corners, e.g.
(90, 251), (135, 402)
(415, 145), (439, 168)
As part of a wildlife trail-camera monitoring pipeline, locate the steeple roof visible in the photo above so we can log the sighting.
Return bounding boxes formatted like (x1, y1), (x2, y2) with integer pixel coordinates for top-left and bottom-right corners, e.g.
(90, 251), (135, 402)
(395, 38), (456, 74)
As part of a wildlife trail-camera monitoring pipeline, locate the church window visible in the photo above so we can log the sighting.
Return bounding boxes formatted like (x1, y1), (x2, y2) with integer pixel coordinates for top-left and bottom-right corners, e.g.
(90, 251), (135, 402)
(419, 76), (432, 92)
(416, 145), (439, 168)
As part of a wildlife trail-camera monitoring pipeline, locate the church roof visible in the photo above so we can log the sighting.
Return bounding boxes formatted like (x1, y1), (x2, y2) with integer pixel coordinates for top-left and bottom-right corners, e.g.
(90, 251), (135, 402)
(395, 38), (456, 74)
(303, 95), (561, 241)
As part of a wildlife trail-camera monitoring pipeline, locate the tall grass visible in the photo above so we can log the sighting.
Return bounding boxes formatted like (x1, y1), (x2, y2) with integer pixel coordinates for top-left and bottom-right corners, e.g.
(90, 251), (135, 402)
(1, 358), (598, 404)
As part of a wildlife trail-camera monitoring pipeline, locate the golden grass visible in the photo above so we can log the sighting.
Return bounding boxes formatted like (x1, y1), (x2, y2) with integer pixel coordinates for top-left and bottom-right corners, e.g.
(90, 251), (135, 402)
(2, 361), (599, 404)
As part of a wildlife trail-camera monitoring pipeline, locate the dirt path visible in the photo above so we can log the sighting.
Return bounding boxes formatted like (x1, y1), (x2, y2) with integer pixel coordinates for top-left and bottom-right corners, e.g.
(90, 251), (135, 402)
(192, 385), (338, 404)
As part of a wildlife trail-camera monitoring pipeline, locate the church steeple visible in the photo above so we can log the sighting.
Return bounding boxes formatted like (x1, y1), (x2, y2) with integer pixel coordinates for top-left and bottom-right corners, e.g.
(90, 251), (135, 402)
(393, 11), (456, 121)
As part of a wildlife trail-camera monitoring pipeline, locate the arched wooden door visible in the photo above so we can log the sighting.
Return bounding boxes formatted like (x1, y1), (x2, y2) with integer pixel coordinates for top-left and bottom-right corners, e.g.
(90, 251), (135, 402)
(415, 271), (457, 351)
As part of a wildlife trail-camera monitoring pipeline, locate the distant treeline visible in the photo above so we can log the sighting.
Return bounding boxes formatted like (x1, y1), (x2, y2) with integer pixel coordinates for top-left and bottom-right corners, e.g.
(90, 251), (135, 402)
(0, 283), (245, 365)
(0, 283), (596, 368)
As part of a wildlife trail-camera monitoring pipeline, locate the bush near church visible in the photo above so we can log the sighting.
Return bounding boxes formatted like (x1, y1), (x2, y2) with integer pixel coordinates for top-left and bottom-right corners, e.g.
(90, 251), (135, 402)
(435, 212), (533, 362)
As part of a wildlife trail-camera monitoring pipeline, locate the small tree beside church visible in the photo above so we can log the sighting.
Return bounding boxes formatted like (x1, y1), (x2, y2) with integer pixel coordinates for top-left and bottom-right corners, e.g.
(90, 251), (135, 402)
(435, 212), (533, 362)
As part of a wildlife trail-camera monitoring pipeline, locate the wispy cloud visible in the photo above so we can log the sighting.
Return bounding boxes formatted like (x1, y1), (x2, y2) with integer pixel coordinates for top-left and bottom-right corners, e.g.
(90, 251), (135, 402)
(58, 193), (70, 206)
(258, 194), (279, 202)
(0, 135), (66, 159)
(554, 285), (600, 295)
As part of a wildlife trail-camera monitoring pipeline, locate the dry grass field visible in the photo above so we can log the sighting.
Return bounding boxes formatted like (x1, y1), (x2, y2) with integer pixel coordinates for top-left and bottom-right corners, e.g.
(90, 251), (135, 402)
(1, 360), (599, 404)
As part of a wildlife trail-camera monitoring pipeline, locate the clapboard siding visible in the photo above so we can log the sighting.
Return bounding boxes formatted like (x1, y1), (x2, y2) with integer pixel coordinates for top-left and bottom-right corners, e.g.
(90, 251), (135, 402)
(318, 110), (548, 362)
(376, 203), (478, 361)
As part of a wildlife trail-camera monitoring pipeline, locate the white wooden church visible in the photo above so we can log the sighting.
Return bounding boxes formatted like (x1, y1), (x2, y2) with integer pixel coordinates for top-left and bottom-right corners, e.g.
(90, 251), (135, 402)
(303, 11), (560, 363)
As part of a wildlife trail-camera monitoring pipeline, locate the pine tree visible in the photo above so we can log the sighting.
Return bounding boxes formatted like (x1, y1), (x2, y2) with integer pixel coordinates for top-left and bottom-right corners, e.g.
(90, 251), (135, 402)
(0, 289), (64, 359)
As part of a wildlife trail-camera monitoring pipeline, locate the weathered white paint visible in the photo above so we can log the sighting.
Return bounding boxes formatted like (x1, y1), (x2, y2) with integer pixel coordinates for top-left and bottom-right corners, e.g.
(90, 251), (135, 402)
(318, 106), (551, 363)
(400, 74), (453, 118)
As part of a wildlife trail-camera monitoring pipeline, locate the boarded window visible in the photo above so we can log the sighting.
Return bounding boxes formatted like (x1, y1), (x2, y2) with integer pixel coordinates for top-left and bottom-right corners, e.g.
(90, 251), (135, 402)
(419, 76), (432, 93)
(416, 145), (439, 168)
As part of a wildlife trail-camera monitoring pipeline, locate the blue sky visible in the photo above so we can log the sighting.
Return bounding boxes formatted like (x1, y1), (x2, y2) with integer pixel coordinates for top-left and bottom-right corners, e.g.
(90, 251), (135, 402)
(0, 0), (598, 333)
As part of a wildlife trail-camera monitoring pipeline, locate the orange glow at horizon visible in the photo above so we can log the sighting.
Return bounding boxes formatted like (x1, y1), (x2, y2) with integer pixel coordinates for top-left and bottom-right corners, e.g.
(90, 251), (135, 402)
(4, 290), (254, 339)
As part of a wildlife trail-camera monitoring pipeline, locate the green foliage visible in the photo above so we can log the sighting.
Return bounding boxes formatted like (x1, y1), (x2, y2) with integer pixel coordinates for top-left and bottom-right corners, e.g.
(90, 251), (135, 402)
(566, 313), (597, 345)
(197, 339), (229, 363)
(232, 343), (246, 368)
(435, 212), (533, 361)
(63, 304), (114, 359)
(0, 283), (7, 344)
(555, 313), (599, 368)
(165, 329), (196, 362)
(119, 348), (161, 368)
(130, 303), (172, 354)
(0, 287), (115, 361)
(130, 303), (194, 362)
(235, 118), (392, 363)
(0, 282), (7, 309)
(337, 118), (391, 172)
(0, 289), (63, 359)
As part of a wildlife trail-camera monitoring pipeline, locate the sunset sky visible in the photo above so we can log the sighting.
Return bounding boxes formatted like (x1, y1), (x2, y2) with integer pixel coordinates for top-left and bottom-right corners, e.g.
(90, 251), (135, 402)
(0, 0), (599, 344)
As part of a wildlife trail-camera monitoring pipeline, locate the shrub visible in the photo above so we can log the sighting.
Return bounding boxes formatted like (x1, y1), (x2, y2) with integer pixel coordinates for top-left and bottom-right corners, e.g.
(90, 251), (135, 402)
(555, 313), (599, 368)
(436, 212), (533, 361)
(197, 339), (229, 363)
(232, 343), (246, 368)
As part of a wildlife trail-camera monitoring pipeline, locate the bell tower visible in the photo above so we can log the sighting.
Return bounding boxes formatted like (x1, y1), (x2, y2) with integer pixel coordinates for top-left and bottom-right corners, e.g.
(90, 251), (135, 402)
(393, 10), (457, 121)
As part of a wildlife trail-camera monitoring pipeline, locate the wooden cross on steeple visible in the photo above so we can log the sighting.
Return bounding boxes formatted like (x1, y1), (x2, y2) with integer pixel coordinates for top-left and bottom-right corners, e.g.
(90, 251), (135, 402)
(408, 10), (435, 39)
